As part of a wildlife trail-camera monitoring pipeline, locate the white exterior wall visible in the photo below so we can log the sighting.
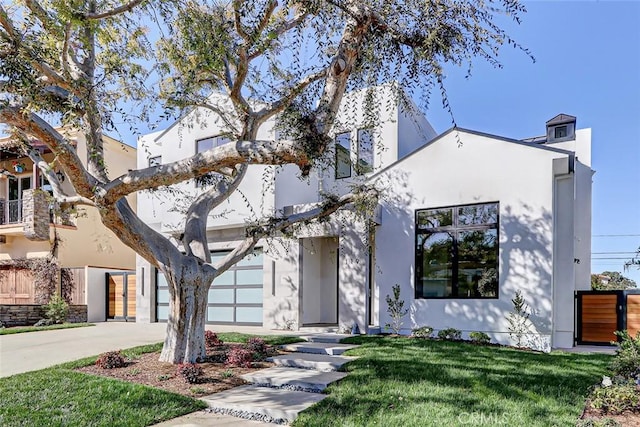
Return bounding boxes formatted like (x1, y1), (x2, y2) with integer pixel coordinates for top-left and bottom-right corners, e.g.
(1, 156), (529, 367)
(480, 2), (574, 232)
(374, 131), (573, 350)
(136, 107), (276, 233)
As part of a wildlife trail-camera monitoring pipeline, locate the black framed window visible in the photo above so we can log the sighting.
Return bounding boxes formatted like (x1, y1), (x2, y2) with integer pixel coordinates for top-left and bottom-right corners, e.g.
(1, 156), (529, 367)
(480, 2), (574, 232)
(335, 132), (351, 179)
(415, 202), (499, 299)
(356, 128), (374, 174)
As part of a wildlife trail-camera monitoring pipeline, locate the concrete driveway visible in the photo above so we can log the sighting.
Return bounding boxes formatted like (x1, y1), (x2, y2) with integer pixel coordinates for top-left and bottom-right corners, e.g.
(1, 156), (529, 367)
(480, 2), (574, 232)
(0, 322), (167, 377)
(0, 322), (295, 378)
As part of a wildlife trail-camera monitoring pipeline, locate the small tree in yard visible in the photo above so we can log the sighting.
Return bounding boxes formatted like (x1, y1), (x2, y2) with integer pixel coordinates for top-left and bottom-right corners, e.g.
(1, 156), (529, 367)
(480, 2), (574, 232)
(1, 0), (530, 363)
(385, 284), (408, 335)
(506, 290), (531, 348)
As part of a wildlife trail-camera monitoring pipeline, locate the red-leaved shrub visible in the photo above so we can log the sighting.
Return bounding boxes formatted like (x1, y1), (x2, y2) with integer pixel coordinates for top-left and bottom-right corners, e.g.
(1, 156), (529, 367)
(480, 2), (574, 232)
(246, 337), (268, 360)
(177, 363), (204, 384)
(95, 351), (126, 369)
(225, 347), (253, 368)
(204, 330), (223, 348)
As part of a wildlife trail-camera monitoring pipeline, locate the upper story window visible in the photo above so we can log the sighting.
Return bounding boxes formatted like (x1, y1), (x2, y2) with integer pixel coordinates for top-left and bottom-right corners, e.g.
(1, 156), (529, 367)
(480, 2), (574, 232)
(356, 129), (374, 175)
(197, 135), (231, 153)
(415, 202), (499, 299)
(148, 155), (161, 167)
(335, 132), (351, 179)
(546, 114), (576, 143)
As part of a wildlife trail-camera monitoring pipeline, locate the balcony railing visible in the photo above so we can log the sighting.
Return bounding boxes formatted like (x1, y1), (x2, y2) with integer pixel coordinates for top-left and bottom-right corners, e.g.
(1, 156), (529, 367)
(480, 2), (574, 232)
(0, 199), (23, 225)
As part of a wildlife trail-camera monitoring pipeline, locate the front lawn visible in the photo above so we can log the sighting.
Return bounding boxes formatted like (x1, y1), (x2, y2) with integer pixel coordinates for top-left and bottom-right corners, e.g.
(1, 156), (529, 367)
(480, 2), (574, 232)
(0, 323), (94, 335)
(294, 336), (612, 427)
(0, 333), (302, 427)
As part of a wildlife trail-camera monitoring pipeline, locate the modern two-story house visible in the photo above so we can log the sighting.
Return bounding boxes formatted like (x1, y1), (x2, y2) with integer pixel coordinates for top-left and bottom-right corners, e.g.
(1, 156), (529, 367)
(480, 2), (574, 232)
(0, 130), (138, 322)
(135, 87), (593, 351)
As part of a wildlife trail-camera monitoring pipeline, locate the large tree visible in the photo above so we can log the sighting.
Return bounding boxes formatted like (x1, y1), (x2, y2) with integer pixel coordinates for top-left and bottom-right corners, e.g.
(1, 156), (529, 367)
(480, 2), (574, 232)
(0, 0), (529, 363)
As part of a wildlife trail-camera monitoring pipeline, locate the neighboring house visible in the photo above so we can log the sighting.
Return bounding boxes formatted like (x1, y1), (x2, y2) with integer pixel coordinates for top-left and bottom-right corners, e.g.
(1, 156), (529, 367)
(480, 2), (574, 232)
(0, 130), (138, 322)
(135, 86), (592, 351)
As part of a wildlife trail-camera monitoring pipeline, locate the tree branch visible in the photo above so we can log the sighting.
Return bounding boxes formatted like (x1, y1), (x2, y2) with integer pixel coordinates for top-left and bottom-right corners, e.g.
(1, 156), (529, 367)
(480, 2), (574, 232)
(20, 141), (95, 207)
(83, 0), (147, 20)
(0, 107), (100, 198)
(183, 164), (248, 261)
(255, 68), (328, 122)
(213, 187), (377, 274)
(102, 139), (309, 202)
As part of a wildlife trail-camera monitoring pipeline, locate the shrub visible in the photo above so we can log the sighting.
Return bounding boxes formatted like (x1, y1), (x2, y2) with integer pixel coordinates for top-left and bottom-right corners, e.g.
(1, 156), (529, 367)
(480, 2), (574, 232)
(0, 320), (4, 329)
(34, 318), (54, 327)
(246, 337), (268, 360)
(469, 331), (491, 344)
(95, 351), (126, 369)
(506, 290), (531, 348)
(610, 330), (640, 379)
(385, 284), (408, 334)
(437, 328), (462, 341)
(411, 326), (433, 339)
(226, 346), (253, 368)
(177, 363), (204, 384)
(44, 293), (68, 324)
(590, 381), (640, 414)
(204, 330), (223, 348)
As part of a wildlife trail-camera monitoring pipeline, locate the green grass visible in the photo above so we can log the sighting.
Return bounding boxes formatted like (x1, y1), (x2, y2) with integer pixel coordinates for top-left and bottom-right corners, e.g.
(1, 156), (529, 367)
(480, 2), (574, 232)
(0, 323), (95, 335)
(294, 336), (612, 427)
(0, 340), (205, 427)
(0, 333), (303, 426)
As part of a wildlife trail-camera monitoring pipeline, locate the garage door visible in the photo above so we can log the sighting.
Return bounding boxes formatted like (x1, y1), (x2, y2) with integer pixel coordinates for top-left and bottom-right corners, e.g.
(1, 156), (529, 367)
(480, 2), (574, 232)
(156, 249), (263, 325)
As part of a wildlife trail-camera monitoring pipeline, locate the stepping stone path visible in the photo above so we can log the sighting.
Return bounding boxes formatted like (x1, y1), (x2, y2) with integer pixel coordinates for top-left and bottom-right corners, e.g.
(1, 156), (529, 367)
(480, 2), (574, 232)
(200, 334), (358, 425)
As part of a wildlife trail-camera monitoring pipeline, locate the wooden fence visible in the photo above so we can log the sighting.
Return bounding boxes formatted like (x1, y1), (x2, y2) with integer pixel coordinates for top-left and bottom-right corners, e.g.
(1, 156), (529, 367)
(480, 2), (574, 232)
(0, 266), (86, 304)
(576, 290), (640, 344)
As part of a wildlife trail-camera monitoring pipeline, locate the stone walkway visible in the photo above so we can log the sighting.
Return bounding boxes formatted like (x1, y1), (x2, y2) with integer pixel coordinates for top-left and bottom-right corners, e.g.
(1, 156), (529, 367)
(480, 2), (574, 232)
(154, 334), (357, 426)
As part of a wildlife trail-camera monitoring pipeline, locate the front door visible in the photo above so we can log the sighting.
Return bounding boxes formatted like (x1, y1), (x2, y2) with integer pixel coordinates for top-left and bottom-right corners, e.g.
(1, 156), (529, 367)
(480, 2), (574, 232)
(107, 272), (136, 321)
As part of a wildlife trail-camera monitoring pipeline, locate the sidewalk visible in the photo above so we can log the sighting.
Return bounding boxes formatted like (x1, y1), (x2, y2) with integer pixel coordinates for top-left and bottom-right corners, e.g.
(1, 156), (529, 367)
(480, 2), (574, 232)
(0, 322), (293, 378)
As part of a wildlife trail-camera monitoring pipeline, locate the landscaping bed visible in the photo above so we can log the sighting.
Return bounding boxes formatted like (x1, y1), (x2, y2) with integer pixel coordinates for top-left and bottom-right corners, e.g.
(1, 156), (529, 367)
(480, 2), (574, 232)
(77, 343), (275, 397)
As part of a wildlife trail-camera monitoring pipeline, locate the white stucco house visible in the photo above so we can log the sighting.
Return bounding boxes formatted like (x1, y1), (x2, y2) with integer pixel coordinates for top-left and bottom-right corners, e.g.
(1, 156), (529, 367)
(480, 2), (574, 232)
(135, 87), (593, 351)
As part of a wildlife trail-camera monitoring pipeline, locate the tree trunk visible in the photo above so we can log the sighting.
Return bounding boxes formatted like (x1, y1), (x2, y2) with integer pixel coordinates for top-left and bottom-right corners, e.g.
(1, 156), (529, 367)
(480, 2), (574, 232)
(158, 268), (211, 363)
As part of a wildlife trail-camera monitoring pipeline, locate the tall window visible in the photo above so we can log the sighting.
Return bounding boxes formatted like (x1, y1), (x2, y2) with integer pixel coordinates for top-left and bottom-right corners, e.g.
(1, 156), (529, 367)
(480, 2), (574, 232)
(356, 129), (373, 174)
(415, 202), (499, 299)
(335, 132), (351, 179)
(195, 136), (230, 187)
(197, 135), (231, 153)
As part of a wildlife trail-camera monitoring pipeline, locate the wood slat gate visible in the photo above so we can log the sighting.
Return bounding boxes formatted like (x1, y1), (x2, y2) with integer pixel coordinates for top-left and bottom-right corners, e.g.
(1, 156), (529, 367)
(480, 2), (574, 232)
(576, 290), (640, 344)
(107, 272), (136, 321)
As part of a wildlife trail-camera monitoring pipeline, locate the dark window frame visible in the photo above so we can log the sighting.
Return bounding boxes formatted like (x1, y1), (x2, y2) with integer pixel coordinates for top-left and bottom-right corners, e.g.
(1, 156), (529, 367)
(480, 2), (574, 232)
(148, 155), (161, 167)
(554, 125), (568, 139)
(356, 128), (374, 175)
(334, 131), (352, 179)
(415, 202), (499, 300)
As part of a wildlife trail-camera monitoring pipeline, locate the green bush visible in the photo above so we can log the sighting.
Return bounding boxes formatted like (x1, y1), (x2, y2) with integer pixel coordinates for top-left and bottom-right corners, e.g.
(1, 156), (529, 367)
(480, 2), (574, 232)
(437, 328), (462, 341)
(469, 331), (491, 344)
(590, 381), (639, 414)
(411, 326), (433, 338)
(45, 293), (68, 324)
(610, 330), (640, 379)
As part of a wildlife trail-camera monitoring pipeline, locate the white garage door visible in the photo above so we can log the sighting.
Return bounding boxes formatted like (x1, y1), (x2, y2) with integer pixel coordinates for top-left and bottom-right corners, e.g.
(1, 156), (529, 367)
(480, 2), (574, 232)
(156, 249), (263, 325)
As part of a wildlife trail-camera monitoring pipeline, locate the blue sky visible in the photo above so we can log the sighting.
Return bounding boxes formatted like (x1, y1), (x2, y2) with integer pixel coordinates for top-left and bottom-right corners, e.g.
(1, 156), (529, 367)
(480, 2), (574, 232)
(423, 0), (640, 285)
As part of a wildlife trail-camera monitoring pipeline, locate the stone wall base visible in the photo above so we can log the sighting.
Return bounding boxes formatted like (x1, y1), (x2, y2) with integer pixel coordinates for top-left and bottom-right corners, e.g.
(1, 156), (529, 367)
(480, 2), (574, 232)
(0, 304), (88, 327)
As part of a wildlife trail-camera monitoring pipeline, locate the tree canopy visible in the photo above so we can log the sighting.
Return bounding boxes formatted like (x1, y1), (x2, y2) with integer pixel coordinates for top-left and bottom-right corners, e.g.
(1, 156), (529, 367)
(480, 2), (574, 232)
(1, 0), (530, 363)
